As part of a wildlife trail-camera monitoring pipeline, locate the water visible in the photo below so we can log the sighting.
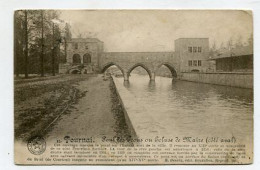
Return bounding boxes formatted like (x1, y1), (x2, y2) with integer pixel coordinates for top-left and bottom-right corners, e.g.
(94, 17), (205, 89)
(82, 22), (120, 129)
(114, 74), (253, 145)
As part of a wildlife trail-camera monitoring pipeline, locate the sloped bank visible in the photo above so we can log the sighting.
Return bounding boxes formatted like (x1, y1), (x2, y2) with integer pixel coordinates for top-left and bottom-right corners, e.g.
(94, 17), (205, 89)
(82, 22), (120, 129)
(14, 75), (89, 141)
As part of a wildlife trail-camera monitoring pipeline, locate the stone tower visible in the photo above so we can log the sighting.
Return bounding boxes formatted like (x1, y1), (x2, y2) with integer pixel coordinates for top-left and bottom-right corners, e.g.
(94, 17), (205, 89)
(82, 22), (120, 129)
(175, 38), (210, 73)
(59, 38), (104, 74)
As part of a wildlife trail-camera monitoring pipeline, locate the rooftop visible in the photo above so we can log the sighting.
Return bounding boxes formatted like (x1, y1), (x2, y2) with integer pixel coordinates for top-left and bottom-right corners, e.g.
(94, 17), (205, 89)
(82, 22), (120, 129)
(210, 45), (253, 60)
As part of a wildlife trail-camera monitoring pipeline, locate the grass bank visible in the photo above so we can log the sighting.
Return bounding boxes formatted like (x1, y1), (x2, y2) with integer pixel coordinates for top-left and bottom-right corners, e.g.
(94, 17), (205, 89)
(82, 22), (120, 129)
(14, 75), (89, 142)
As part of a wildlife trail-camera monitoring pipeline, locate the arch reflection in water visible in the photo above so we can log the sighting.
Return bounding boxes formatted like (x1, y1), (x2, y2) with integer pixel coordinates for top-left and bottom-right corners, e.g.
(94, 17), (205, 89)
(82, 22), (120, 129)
(148, 80), (156, 92)
(123, 81), (130, 88)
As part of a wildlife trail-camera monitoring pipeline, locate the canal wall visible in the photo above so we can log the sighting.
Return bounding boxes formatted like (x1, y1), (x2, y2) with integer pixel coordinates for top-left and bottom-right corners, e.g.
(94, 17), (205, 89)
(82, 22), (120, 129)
(111, 77), (138, 138)
(179, 72), (253, 89)
(112, 76), (163, 139)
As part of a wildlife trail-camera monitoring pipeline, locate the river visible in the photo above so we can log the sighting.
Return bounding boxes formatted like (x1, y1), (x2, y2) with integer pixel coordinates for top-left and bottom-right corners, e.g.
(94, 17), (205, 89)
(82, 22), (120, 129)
(113, 74), (253, 147)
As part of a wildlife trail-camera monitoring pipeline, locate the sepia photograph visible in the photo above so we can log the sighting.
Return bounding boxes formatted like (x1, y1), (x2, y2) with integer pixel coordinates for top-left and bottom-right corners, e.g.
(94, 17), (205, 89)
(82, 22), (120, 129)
(13, 10), (253, 165)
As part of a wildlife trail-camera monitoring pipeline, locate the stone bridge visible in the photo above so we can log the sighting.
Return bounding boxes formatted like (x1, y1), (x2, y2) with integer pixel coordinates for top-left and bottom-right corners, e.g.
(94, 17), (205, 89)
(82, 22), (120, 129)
(60, 38), (209, 80)
(99, 52), (179, 81)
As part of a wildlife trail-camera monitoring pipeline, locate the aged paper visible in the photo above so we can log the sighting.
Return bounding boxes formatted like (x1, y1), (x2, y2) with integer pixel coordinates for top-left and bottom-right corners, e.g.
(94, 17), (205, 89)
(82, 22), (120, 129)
(14, 10), (253, 165)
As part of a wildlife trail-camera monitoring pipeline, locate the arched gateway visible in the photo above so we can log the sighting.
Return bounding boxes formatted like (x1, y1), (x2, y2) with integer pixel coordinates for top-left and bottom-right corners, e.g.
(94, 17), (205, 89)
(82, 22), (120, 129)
(83, 53), (91, 64)
(72, 54), (81, 64)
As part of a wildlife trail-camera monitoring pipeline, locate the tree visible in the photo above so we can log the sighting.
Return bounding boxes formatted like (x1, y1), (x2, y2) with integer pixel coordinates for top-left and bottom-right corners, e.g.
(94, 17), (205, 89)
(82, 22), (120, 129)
(63, 23), (72, 63)
(40, 10), (44, 76)
(77, 33), (83, 38)
(24, 10), (29, 78)
(248, 33), (253, 48)
(14, 11), (25, 77)
(14, 10), (71, 77)
(64, 23), (72, 40)
(235, 35), (243, 47)
(226, 37), (234, 51)
(219, 42), (225, 51)
(210, 40), (217, 52)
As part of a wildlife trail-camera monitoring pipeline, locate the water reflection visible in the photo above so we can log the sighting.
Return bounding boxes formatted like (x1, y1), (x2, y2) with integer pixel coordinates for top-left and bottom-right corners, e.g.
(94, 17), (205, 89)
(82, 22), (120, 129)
(123, 81), (130, 88)
(148, 81), (156, 92)
(114, 74), (253, 142)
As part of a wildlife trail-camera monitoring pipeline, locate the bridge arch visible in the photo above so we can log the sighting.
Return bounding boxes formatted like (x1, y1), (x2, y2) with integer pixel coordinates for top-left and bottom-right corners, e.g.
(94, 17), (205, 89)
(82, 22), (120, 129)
(156, 62), (177, 78)
(101, 62), (125, 76)
(127, 63), (152, 79)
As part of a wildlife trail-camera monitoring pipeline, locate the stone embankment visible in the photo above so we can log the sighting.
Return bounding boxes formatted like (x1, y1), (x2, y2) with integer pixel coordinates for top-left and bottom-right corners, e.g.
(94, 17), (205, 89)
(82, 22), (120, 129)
(179, 72), (253, 89)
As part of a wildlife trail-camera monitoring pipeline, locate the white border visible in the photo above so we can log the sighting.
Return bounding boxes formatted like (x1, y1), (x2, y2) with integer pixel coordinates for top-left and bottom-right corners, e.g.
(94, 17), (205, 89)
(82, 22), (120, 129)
(0, 0), (259, 170)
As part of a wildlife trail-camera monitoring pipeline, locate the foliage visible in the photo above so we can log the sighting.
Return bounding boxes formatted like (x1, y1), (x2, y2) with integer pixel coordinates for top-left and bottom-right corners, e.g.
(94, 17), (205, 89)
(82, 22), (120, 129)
(210, 34), (253, 53)
(14, 10), (72, 76)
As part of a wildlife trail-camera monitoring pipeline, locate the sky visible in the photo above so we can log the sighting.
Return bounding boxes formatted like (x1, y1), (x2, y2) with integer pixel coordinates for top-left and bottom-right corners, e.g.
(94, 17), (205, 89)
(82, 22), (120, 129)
(60, 10), (253, 52)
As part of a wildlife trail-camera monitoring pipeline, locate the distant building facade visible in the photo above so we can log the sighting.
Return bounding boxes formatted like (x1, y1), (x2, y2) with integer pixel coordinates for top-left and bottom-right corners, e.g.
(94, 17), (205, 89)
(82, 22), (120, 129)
(175, 38), (210, 73)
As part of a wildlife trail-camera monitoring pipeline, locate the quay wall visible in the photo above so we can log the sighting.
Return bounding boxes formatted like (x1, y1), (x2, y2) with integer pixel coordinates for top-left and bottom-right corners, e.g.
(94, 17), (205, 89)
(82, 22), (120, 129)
(111, 77), (138, 138)
(112, 76), (161, 139)
(179, 72), (253, 89)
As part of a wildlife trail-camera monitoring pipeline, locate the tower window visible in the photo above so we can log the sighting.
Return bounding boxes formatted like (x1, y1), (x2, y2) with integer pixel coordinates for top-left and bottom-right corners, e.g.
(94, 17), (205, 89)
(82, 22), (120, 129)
(193, 47), (197, 53)
(198, 47), (202, 52)
(74, 43), (78, 49)
(188, 60), (192, 66)
(193, 60), (197, 66)
(198, 60), (202, 66)
(188, 47), (192, 53)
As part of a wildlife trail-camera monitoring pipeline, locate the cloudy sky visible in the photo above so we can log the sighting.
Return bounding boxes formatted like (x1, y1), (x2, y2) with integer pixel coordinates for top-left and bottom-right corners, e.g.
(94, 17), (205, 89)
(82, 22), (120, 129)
(60, 10), (253, 52)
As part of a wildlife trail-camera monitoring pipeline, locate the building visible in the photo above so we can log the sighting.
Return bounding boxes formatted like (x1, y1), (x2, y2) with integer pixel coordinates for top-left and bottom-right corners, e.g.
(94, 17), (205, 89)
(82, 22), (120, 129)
(175, 38), (210, 73)
(59, 38), (104, 74)
(210, 45), (253, 72)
